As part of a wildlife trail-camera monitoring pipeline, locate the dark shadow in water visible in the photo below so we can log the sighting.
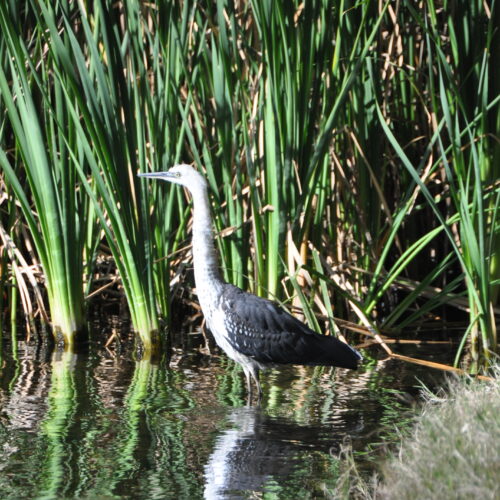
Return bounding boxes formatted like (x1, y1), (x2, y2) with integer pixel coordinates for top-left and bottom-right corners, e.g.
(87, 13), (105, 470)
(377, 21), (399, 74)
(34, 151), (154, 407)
(203, 404), (363, 498)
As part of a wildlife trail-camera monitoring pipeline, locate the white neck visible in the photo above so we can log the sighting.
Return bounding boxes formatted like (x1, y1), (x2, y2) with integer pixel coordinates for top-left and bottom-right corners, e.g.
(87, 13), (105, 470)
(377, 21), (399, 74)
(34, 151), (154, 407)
(189, 184), (224, 305)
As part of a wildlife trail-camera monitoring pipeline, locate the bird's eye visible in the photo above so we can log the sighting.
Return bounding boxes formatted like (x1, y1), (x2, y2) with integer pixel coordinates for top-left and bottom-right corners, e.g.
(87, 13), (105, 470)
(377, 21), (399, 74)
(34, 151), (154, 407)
(175, 172), (181, 178)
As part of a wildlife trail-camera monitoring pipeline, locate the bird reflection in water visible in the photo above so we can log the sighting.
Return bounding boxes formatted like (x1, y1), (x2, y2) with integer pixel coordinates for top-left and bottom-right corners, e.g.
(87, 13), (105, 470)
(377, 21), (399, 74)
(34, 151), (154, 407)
(202, 405), (364, 499)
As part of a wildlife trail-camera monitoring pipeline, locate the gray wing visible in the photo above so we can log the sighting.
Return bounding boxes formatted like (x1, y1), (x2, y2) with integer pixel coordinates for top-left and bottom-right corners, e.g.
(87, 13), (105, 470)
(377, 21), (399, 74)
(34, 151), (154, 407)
(219, 284), (361, 369)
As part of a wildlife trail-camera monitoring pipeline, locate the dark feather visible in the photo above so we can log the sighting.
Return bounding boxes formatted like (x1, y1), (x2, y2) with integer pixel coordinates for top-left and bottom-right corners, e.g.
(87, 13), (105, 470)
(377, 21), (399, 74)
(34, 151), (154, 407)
(219, 284), (362, 369)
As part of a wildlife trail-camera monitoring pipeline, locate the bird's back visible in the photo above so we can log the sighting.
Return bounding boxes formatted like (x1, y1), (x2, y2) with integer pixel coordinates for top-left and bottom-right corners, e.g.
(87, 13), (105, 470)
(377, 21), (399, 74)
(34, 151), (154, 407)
(216, 284), (362, 370)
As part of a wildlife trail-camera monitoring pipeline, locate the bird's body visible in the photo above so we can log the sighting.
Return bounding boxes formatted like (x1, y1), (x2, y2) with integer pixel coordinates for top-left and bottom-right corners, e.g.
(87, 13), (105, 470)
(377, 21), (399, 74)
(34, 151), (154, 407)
(139, 165), (362, 397)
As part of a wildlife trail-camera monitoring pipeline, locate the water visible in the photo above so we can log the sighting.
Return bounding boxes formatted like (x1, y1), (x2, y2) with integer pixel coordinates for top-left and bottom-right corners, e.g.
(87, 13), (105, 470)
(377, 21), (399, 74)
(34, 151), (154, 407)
(0, 327), (453, 499)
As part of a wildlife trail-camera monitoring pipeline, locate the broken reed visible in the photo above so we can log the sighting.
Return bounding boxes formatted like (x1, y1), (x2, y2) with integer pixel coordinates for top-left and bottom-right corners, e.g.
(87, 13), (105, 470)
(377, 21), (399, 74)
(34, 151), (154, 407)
(0, 1), (497, 369)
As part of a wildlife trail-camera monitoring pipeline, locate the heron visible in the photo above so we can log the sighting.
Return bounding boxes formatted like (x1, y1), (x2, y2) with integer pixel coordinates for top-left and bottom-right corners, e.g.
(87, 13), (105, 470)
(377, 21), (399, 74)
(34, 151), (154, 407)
(139, 164), (362, 398)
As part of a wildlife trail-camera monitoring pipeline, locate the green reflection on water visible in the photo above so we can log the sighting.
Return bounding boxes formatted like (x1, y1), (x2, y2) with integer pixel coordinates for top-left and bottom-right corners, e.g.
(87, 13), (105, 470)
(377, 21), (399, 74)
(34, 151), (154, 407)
(0, 347), (205, 499)
(68, 359), (201, 499)
(0, 340), (452, 499)
(38, 350), (77, 500)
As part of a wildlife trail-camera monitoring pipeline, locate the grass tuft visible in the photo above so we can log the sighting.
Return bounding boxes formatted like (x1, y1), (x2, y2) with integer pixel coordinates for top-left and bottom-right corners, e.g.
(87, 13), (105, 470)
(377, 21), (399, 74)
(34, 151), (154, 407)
(331, 367), (500, 499)
(380, 372), (500, 499)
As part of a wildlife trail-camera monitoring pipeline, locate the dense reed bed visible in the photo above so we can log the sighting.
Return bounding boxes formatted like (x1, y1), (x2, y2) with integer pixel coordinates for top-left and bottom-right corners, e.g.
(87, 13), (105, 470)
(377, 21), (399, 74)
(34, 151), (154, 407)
(0, 1), (498, 369)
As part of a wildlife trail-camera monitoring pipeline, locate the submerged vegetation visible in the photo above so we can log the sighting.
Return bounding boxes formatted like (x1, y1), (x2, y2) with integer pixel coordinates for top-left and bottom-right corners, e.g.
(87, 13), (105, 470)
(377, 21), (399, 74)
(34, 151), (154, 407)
(0, 1), (498, 369)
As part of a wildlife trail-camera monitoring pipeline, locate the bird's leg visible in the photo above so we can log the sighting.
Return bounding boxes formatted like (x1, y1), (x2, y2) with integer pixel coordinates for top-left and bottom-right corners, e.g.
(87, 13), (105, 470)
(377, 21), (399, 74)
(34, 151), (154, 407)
(243, 367), (253, 400)
(251, 369), (262, 402)
(243, 366), (262, 405)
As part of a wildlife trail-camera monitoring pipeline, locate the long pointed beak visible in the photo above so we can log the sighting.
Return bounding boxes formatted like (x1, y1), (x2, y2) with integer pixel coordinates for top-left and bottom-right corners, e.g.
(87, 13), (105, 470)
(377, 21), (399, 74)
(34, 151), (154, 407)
(137, 171), (177, 181)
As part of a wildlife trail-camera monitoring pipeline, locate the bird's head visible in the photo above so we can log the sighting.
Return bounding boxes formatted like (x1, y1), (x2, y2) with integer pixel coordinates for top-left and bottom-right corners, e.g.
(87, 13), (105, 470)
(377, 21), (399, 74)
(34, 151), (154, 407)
(138, 164), (207, 191)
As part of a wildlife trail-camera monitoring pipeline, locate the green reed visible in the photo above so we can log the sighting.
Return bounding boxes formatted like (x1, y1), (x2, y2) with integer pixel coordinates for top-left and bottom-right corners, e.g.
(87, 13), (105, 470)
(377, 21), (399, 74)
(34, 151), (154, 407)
(370, 2), (499, 368)
(0, 2), (89, 346)
(39, 0), (167, 350)
(0, 1), (497, 369)
(424, 1), (499, 368)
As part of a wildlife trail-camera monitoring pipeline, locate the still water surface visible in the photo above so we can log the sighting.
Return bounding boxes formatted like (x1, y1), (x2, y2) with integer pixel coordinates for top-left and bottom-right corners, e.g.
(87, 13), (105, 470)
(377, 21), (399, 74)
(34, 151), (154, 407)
(0, 328), (452, 499)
